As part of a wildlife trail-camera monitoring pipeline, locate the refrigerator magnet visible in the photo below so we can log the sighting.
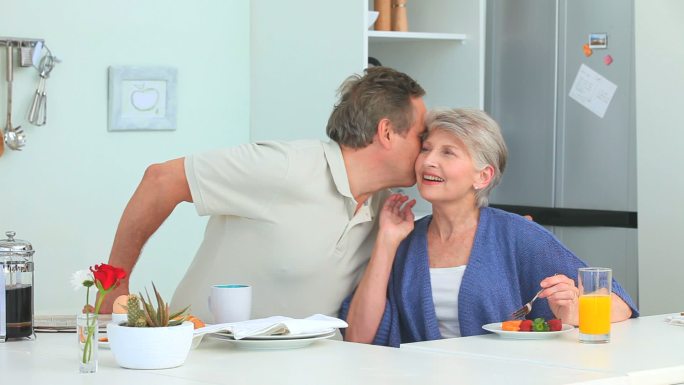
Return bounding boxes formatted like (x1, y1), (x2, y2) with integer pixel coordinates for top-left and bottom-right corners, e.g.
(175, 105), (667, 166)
(583, 44), (593, 57)
(603, 55), (614, 66)
(589, 33), (608, 49)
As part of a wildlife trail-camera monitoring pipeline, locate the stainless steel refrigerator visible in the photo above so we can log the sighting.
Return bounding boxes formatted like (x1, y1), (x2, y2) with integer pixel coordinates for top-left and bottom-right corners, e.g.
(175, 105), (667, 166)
(485, 0), (638, 303)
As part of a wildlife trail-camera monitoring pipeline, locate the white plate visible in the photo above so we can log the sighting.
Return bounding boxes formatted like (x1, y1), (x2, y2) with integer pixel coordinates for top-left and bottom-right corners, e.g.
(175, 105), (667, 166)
(482, 322), (575, 339)
(213, 328), (336, 340)
(210, 331), (336, 349)
(98, 338), (110, 349)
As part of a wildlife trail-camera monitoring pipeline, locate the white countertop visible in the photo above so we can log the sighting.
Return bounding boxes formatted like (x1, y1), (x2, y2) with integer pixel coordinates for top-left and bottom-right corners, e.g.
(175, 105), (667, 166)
(1, 330), (625, 385)
(402, 314), (684, 384)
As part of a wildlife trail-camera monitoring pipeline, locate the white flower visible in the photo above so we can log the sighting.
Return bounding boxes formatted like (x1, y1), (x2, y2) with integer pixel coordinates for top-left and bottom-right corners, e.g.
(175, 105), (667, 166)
(70, 269), (94, 291)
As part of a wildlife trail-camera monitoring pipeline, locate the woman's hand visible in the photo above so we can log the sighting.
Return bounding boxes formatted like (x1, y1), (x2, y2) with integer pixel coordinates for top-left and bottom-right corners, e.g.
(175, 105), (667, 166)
(378, 193), (416, 246)
(345, 193), (416, 344)
(539, 274), (580, 325)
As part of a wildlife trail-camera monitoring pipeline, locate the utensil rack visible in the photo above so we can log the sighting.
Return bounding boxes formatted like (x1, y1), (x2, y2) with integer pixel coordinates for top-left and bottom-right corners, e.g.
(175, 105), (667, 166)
(1, 36), (45, 69)
(1, 36), (46, 158)
(0, 37), (44, 48)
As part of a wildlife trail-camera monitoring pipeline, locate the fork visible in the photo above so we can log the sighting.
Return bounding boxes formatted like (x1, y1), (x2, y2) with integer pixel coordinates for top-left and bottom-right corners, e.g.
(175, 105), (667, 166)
(511, 288), (544, 320)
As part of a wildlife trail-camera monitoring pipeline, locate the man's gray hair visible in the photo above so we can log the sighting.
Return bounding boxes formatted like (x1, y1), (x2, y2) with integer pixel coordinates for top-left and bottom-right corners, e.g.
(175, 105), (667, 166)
(424, 108), (508, 207)
(327, 67), (425, 148)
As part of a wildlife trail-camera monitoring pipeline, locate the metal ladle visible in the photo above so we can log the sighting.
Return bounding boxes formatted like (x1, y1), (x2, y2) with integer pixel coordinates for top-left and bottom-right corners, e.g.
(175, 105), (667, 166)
(0, 115), (4, 157)
(4, 43), (26, 151)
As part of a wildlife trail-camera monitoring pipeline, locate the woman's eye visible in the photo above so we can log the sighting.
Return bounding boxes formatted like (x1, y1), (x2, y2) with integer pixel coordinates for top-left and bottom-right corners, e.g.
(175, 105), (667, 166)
(420, 147), (429, 152)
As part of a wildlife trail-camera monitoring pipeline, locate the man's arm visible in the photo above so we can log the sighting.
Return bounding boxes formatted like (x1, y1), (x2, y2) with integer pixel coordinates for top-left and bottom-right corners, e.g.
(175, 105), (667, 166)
(99, 158), (192, 313)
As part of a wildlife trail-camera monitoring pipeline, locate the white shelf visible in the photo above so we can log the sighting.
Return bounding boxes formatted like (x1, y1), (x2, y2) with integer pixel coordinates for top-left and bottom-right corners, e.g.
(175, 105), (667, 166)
(368, 31), (466, 42)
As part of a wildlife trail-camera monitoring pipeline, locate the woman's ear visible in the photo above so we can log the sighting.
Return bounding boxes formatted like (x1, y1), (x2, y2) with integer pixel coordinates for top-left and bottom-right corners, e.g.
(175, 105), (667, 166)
(474, 165), (495, 190)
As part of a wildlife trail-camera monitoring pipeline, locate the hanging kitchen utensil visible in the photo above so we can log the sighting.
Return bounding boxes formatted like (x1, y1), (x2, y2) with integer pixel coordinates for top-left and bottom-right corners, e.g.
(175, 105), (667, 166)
(0, 126), (4, 157)
(19, 41), (33, 67)
(31, 41), (43, 68)
(27, 76), (47, 126)
(27, 55), (54, 126)
(3, 43), (26, 151)
(28, 44), (57, 127)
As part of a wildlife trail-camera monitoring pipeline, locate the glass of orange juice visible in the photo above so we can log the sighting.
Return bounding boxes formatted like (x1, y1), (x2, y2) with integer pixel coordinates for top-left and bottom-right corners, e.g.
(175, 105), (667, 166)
(578, 267), (612, 343)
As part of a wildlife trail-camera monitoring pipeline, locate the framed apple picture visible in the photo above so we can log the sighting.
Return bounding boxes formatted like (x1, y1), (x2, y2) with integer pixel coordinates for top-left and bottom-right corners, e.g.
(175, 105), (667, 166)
(108, 66), (177, 131)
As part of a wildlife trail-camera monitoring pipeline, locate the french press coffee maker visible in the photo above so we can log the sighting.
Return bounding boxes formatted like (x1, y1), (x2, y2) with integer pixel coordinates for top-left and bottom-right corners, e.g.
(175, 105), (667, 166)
(1, 231), (35, 342)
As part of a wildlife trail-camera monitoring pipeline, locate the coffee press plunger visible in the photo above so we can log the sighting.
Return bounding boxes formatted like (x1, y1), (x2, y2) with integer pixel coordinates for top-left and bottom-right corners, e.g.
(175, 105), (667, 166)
(1, 231), (35, 342)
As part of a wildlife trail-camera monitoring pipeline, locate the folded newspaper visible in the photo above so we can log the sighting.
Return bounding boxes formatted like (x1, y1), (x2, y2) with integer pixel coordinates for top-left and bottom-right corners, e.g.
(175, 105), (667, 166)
(194, 314), (347, 340)
(34, 314), (111, 332)
(664, 313), (684, 326)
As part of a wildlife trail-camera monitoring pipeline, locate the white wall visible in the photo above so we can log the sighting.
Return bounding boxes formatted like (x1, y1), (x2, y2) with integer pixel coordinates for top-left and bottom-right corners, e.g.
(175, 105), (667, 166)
(250, 0), (366, 141)
(0, 0), (250, 313)
(635, 0), (684, 315)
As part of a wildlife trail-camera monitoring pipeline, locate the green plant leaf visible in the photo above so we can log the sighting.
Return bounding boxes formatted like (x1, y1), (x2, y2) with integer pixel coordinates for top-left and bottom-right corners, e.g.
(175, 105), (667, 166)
(140, 291), (158, 327)
(168, 319), (185, 327)
(133, 283), (191, 327)
(169, 305), (190, 321)
(152, 282), (166, 326)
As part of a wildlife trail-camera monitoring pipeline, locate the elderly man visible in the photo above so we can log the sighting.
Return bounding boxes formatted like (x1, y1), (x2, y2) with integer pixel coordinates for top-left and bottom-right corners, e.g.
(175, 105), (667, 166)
(101, 67), (427, 321)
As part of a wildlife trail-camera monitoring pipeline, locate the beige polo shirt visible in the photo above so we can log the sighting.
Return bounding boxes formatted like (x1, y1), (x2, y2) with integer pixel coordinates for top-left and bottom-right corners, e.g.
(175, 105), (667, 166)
(171, 140), (388, 322)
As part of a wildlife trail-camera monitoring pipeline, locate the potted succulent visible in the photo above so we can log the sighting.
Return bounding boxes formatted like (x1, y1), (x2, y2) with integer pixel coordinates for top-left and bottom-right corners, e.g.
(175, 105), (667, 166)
(107, 283), (193, 370)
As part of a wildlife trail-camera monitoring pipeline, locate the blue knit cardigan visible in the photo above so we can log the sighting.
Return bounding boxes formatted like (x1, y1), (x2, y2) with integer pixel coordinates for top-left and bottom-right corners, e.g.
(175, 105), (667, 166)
(340, 207), (638, 347)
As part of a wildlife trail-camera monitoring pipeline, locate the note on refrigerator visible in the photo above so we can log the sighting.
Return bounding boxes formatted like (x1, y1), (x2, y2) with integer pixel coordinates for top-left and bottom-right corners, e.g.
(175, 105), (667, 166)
(569, 64), (617, 118)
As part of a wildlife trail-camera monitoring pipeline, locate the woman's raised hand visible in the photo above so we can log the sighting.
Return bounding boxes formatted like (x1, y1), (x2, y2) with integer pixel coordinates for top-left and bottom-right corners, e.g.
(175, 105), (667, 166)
(378, 193), (416, 245)
(345, 193), (416, 344)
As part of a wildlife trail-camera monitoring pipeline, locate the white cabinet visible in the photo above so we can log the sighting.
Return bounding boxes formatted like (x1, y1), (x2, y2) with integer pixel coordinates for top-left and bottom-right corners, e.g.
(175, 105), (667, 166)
(365, 0), (485, 110)
(250, 0), (485, 148)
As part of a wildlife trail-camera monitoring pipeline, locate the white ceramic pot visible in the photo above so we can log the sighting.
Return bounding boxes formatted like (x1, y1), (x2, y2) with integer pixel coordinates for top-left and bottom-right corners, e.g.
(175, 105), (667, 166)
(110, 313), (128, 325)
(107, 321), (193, 370)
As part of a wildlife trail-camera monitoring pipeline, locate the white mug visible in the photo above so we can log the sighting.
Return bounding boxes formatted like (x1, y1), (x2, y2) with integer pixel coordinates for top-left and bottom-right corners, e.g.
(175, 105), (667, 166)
(208, 284), (252, 324)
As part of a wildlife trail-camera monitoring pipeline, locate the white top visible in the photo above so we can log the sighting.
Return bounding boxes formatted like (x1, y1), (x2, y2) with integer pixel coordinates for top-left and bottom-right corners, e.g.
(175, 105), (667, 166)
(430, 265), (467, 338)
(173, 140), (389, 322)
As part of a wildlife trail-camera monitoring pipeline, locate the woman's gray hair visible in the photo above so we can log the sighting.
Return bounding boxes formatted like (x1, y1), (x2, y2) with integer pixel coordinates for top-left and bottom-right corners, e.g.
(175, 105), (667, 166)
(326, 67), (425, 149)
(424, 108), (508, 207)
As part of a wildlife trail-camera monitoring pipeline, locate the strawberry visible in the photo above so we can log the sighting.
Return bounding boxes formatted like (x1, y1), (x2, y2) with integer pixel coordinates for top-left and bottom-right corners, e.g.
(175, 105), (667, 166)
(548, 319), (562, 332)
(519, 319), (533, 331)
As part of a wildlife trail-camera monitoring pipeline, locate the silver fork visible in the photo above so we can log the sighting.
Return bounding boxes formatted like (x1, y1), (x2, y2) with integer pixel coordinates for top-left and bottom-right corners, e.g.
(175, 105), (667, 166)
(511, 288), (544, 320)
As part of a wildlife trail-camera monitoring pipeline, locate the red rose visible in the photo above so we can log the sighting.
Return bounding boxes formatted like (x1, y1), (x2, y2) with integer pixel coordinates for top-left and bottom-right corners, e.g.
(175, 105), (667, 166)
(90, 263), (126, 291)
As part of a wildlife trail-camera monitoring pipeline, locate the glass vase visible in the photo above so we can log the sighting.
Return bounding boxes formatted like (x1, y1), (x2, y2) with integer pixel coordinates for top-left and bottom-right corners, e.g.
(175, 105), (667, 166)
(77, 313), (98, 373)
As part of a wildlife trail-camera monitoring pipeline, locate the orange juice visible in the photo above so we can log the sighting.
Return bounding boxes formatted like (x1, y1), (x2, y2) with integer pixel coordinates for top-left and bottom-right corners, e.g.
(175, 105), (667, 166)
(579, 294), (611, 334)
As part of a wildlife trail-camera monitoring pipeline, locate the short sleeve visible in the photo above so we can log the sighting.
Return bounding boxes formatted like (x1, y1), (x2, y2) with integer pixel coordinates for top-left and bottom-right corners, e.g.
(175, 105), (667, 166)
(185, 141), (291, 219)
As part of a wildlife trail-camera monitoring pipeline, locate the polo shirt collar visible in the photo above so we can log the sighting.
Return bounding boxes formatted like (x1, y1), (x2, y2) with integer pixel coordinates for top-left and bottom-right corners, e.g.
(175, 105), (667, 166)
(323, 141), (378, 222)
(323, 140), (353, 199)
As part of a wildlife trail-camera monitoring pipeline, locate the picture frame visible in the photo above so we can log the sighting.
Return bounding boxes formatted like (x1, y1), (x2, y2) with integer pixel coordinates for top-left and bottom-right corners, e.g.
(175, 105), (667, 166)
(108, 66), (177, 131)
(589, 33), (608, 49)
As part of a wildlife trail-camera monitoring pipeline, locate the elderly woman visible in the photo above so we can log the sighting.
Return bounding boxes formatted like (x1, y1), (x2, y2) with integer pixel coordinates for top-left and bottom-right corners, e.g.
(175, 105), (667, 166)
(341, 108), (638, 347)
